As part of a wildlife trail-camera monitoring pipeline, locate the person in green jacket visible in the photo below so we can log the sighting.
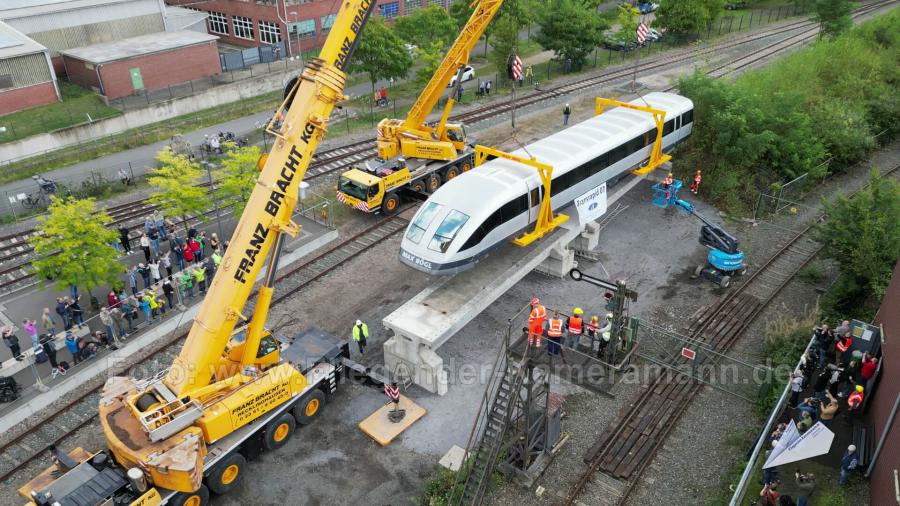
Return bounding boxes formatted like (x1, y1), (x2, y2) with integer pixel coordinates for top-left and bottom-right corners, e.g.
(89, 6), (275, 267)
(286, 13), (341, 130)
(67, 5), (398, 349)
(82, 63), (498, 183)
(180, 271), (194, 300)
(193, 266), (206, 295)
(352, 319), (368, 354)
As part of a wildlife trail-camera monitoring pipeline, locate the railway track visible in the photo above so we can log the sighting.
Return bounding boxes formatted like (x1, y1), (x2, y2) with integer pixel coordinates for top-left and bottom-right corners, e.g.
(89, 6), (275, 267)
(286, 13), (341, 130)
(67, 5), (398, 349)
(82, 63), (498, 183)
(0, 212), (410, 486)
(2, 2), (882, 294)
(562, 162), (900, 506)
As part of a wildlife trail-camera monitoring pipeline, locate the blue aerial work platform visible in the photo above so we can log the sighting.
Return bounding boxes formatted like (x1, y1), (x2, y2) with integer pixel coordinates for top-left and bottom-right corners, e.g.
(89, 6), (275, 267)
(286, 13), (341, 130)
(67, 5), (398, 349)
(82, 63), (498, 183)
(651, 179), (682, 208)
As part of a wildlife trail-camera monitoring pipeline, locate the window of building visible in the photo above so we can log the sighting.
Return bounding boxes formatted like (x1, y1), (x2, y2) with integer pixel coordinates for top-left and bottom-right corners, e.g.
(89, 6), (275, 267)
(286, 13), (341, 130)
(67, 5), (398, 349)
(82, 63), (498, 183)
(290, 19), (316, 39)
(379, 1), (399, 19)
(404, 0), (423, 13)
(233, 16), (255, 40)
(321, 14), (337, 32)
(259, 20), (282, 44)
(207, 11), (229, 35)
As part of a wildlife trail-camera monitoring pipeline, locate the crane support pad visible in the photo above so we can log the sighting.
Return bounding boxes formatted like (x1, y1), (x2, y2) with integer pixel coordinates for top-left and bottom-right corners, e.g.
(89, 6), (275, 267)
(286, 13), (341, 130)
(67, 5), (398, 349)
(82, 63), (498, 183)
(358, 395), (426, 446)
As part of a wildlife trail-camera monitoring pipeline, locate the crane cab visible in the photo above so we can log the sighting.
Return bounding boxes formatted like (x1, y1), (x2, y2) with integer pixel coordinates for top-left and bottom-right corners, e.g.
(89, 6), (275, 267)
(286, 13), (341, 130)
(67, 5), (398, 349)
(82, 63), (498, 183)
(219, 328), (282, 377)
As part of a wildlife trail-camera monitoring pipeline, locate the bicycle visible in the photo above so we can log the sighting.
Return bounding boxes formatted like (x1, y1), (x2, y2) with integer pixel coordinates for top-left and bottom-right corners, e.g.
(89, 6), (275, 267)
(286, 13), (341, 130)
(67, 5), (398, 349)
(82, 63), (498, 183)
(20, 188), (51, 209)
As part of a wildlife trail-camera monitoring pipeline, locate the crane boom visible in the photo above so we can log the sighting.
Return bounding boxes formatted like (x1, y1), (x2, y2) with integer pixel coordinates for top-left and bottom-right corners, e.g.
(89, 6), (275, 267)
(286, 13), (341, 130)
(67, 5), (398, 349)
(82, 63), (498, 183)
(402, 0), (503, 129)
(164, 0), (375, 397)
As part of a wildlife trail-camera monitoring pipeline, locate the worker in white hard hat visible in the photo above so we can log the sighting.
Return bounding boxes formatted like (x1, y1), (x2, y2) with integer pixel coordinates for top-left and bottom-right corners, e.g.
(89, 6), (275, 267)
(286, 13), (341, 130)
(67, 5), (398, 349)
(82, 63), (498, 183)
(352, 319), (368, 355)
(597, 313), (613, 360)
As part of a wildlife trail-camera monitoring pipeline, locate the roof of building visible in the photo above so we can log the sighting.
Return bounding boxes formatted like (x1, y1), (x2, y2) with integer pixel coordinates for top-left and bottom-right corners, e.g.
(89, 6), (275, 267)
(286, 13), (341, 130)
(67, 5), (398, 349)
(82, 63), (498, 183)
(0, 20), (46, 59)
(0, 0), (143, 19)
(60, 30), (218, 64)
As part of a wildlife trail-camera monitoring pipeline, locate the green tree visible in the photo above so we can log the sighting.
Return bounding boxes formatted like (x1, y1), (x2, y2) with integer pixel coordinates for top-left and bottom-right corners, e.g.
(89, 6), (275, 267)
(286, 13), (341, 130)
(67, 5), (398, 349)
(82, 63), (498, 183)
(814, 0), (853, 38)
(148, 148), (207, 233)
(655, 0), (723, 36)
(489, 14), (520, 78)
(31, 196), (122, 296)
(414, 41), (446, 87)
(534, 0), (608, 68)
(814, 171), (900, 315)
(610, 3), (640, 43)
(215, 145), (262, 218)
(346, 17), (413, 97)
(395, 5), (459, 49)
(449, 0), (474, 31)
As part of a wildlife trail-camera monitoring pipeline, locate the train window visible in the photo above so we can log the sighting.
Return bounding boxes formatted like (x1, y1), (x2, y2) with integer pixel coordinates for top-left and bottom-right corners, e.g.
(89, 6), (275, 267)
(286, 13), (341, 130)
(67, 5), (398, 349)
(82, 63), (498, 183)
(676, 116), (681, 129)
(663, 119), (675, 136)
(460, 208), (502, 252)
(530, 188), (541, 207)
(681, 109), (693, 125)
(429, 210), (470, 253)
(627, 135), (643, 153)
(406, 201), (443, 244)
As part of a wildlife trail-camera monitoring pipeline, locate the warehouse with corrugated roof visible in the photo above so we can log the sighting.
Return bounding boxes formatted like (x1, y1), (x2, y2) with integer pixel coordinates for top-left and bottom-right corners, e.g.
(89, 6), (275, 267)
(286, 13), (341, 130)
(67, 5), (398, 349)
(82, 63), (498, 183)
(0, 20), (59, 115)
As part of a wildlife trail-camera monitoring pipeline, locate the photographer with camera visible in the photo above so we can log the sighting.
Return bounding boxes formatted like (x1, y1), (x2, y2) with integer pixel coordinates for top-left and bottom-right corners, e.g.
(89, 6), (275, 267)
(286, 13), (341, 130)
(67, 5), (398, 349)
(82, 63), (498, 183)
(794, 470), (815, 506)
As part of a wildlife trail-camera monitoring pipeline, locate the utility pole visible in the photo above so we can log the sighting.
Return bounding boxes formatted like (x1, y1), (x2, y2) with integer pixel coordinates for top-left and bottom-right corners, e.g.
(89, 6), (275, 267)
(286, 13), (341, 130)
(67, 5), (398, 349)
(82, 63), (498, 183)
(202, 161), (226, 241)
(568, 269), (638, 368)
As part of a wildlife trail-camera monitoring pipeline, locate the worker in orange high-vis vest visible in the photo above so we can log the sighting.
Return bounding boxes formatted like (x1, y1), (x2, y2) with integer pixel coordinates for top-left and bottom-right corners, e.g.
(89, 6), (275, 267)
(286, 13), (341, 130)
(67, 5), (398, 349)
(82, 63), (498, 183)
(565, 307), (584, 351)
(663, 173), (674, 200)
(835, 332), (853, 364)
(690, 170), (702, 195)
(846, 385), (864, 421)
(546, 312), (563, 356)
(527, 298), (546, 349)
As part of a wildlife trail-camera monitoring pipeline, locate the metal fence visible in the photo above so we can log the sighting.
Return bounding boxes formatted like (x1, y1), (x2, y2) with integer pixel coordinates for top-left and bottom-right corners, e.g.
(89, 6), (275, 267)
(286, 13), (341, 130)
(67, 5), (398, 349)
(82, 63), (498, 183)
(630, 318), (775, 403)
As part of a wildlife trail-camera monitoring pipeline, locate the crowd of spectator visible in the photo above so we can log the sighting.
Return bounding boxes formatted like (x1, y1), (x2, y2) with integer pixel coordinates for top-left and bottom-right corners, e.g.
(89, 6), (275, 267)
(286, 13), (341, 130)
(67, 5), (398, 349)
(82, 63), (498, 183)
(757, 319), (880, 506)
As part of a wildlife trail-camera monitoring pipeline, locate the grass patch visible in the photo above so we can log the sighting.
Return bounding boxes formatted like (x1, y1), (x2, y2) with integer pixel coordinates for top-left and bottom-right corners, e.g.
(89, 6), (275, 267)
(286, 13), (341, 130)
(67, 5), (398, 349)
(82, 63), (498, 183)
(1, 91), (282, 185)
(0, 81), (120, 143)
(797, 261), (826, 284)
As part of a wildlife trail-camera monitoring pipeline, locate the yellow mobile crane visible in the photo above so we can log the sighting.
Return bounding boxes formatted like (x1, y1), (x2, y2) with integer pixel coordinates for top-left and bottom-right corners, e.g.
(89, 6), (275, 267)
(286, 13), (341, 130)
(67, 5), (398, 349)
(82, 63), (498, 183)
(20, 0), (380, 504)
(336, 0), (505, 215)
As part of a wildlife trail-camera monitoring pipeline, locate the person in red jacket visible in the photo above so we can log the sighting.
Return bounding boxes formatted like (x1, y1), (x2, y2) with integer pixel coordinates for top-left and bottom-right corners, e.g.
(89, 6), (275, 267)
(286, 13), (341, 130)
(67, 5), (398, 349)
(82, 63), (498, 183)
(860, 352), (878, 381)
(183, 243), (195, 264)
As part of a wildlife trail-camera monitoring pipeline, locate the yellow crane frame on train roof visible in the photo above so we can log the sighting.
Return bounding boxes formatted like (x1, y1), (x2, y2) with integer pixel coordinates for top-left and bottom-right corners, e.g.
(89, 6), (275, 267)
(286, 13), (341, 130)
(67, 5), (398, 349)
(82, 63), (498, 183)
(594, 97), (672, 176)
(474, 144), (569, 247)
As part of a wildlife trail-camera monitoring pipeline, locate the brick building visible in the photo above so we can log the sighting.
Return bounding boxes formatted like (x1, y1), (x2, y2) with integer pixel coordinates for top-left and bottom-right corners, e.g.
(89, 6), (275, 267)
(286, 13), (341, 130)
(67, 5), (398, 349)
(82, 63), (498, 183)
(866, 261), (900, 505)
(165, 0), (447, 56)
(0, 21), (60, 115)
(61, 31), (221, 100)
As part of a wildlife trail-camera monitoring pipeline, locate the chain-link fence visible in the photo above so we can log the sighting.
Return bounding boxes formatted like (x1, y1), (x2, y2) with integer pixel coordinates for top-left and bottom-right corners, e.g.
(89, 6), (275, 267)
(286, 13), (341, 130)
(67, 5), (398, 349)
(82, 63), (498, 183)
(630, 318), (774, 403)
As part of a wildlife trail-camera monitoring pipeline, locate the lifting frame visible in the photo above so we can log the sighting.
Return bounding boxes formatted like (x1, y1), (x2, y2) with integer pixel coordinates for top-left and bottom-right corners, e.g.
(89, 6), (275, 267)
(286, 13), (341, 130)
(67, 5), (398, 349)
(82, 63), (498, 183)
(474, 145), (569, 247)
(594, 97), (672, 176)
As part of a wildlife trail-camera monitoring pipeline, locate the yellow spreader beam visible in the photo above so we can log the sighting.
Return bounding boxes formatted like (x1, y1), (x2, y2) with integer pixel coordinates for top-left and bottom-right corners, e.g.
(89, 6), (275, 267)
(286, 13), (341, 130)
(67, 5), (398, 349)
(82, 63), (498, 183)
(474, 145), (569, 247)
(594, 97), (672, 176)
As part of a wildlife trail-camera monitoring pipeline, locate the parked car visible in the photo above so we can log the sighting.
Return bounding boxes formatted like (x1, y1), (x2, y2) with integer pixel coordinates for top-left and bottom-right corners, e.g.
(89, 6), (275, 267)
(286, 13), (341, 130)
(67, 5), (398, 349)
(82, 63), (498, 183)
(603, 38), (638, 52)
(404, 43), (418, 57)
(646, 28), (663, 42)
(447, 65), (475, 87)
(637, 2), (658, 14)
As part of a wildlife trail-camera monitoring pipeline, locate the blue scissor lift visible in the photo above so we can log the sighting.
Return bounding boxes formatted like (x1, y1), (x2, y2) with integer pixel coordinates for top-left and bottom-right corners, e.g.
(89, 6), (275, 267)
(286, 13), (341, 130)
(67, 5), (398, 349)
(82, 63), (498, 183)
(651, 179), (682, 208)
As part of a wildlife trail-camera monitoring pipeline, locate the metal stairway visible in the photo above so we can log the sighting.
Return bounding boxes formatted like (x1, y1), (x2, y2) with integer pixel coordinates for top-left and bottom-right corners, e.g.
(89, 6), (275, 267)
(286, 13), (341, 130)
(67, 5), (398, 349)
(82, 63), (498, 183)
(456, 351), (529, 506)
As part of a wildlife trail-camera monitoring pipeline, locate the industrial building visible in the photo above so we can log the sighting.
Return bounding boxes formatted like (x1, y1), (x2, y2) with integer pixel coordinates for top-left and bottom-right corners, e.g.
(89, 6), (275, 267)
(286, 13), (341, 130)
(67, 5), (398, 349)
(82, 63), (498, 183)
(0, 21), (60, 115)
(61, 31), (221, 100)
(165, 0), (448, 55)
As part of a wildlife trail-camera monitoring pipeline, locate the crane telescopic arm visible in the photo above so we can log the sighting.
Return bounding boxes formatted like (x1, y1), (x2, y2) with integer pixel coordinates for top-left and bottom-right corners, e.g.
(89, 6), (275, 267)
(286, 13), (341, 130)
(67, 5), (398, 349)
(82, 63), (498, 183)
(673, 199), (741, 255)
(163, 0), (377, 397)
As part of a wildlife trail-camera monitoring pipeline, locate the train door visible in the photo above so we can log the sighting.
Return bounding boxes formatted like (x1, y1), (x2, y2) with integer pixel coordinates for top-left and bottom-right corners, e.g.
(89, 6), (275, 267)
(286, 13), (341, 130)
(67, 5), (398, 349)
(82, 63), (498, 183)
(527, 180), (544, 224)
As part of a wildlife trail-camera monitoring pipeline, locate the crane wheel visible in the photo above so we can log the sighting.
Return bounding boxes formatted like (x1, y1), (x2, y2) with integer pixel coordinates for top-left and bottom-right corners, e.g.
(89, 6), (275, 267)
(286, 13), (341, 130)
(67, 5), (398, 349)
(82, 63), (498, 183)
(293, 389), (326, 425)
(443, 166), (460, 181)
(264, 413), (295, 451)
(135, 393), (159, 412)
(382, 192), (401, 215)
(169, 485), (209, 506)
(719, 276), (731, 288)
(426, 174), (441, 193)
(206, 453), (247, 495)
(461, 160), (472, 172)
(412, 180), (426, 193)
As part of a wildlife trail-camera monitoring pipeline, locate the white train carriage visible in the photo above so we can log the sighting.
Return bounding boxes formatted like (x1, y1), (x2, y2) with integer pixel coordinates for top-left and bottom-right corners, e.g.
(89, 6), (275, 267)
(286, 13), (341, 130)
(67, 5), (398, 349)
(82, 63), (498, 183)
(399, 92), (694, 275)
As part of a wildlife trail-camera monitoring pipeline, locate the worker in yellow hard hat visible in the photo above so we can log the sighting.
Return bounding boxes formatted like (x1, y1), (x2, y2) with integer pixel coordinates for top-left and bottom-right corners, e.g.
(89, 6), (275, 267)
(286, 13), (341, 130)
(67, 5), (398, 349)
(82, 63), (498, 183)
(565, 308), (584, 351)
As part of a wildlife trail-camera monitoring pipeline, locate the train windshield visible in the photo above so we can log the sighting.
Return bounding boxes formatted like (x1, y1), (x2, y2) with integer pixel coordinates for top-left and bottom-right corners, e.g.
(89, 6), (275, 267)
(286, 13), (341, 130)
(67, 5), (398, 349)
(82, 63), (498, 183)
(406, 201), (442, 244)
(339, 176), (372, 201)
(429, 210), (470, 253)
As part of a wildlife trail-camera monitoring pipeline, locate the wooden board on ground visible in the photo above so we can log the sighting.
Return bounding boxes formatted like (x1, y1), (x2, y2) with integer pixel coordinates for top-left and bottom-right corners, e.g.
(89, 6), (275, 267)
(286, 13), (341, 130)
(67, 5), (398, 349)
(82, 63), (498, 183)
(358, 395), (426, 446)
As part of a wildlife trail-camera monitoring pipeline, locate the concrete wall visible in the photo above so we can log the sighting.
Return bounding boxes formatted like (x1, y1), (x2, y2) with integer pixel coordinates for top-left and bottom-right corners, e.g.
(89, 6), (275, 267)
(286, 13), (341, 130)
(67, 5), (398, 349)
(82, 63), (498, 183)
(65, 41), (221, 100)
(0, 81), (58, 115)
(0, 62), (292, 162)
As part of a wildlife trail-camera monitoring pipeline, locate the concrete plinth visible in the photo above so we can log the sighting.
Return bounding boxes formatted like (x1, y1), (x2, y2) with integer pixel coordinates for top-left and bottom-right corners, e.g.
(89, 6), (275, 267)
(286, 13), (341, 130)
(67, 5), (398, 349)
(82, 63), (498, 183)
(535, 242), (577, 277)
(572, 221), (601, 252)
